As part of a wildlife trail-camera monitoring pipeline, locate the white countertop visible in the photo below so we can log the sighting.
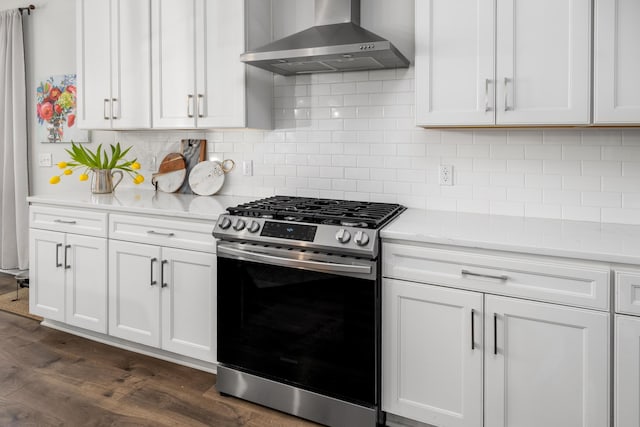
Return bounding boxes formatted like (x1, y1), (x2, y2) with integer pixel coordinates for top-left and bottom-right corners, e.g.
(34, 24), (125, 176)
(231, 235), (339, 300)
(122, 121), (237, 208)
(381, 208), (640, 266)
(28, 190), (253, 221)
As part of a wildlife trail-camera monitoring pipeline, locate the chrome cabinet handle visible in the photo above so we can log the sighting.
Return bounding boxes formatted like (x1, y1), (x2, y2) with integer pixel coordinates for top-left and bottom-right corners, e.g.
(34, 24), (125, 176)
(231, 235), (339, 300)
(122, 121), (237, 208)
(55, 243), (63, 267)
(103, 98), (110, 120)
(64, 245), (71, 269)
(150, 257), (157, 286)
(147, 230), (175, 237)
(493, 313), (498, 355)
(161, 260), (168, 288)
(461, 269), (508, 281)
(187, 94), (194, 118)
(503, 77), (510, 111)
(111, 98), (117, 119)
(197, 94), (204, 118)
(484, 78), (492, 112)
(54, 219), (77, 225)
(471, 309), (475, 350)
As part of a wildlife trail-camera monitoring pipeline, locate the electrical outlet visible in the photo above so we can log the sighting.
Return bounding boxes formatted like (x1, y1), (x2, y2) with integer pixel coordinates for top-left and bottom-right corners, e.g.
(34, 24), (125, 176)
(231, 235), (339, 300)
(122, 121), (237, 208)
(439, 164), (453, 186)
(39, 153), (52, 167)
(242, 160), (253, 176)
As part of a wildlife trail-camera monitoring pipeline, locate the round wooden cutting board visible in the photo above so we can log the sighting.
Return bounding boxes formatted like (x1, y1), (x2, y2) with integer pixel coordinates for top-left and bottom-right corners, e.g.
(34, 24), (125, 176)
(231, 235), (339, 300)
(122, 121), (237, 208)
(152, 153), (187, 193)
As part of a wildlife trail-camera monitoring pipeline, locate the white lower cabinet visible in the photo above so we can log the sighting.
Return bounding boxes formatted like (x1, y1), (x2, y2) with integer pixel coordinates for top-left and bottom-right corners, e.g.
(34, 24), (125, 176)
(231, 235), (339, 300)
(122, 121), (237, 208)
(615, 315), (640, 427)
(382, 243), (611, 427)
(614, 268), (640, 427)
(30, 218), (107, 333)
(383, 279), (483, 427)
(109, 239), (217, 363)
(485, 295), (609, 427)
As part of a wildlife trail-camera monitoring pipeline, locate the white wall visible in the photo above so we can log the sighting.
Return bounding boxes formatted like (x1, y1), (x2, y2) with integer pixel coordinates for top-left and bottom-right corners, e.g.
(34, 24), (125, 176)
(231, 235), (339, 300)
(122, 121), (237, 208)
(13, 0), (640, 225)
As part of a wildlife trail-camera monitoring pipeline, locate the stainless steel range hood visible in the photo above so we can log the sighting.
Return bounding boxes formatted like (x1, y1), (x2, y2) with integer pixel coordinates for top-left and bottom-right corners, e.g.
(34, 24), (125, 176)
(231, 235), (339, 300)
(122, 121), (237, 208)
(240, 0), (410, 75)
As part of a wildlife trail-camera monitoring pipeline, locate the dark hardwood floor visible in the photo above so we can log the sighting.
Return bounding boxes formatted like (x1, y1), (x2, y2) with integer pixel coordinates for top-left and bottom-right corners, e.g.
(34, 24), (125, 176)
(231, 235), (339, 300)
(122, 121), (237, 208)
(0, 273), (319, 427)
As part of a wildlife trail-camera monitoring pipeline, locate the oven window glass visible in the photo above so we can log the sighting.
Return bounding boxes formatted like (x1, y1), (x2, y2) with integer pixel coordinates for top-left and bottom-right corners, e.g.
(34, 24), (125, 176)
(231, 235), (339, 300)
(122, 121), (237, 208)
(218, 257), (376, 406)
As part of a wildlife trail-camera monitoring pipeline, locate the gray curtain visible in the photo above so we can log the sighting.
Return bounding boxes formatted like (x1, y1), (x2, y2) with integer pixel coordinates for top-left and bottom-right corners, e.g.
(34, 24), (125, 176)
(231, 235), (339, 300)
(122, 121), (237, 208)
(0, 9), (29, 270)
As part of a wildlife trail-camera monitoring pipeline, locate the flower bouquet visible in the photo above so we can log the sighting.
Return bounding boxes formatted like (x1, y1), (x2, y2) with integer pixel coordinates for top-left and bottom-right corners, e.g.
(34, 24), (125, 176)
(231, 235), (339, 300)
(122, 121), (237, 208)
(36, 75), (77, 143)
(50, 142), (144, 192)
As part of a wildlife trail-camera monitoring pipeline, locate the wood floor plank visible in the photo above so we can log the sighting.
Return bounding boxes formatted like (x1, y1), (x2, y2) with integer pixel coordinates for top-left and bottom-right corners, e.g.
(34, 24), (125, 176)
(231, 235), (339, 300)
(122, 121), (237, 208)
(0, 310), (321, 427)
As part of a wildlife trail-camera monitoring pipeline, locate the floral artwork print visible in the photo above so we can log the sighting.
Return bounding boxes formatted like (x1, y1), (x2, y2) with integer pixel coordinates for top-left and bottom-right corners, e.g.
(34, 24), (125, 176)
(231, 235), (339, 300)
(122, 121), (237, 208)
(36, 74), (89, 143)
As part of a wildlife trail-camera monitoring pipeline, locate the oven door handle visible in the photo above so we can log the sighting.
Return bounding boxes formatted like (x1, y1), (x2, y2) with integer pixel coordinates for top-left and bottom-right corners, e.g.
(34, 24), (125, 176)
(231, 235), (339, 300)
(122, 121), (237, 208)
(217, 245), (372, 275)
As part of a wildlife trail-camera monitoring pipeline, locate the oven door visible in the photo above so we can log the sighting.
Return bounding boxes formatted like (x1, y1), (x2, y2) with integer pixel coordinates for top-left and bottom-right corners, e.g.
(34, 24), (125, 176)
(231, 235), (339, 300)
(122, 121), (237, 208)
(217, 241), (378, 407)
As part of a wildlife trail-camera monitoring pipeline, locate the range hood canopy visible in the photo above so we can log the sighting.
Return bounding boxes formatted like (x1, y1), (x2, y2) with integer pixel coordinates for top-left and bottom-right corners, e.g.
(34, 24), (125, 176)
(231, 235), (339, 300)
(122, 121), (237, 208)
(240, 0), (410, 76)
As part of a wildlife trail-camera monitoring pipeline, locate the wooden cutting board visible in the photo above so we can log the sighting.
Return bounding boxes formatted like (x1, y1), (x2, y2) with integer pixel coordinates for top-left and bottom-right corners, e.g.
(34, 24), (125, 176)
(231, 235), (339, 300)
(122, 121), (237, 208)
(152, 153), (187, 193)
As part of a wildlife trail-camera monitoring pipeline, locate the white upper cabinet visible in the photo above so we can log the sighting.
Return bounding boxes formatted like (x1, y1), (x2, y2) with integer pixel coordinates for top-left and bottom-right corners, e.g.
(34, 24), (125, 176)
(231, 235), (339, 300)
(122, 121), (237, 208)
(416, 0), (592, 126)
(415, 0), (495, 126)
(594, 0), (640, 124)
(151, 0), (272, 129)
(76, 0), (152, 129)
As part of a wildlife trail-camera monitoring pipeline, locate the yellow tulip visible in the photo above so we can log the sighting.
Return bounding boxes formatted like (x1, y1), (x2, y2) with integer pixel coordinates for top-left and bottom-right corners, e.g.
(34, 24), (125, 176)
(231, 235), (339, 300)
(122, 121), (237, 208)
(64, 169), (73, 175)
(133, 174), (144, 184)
(131, 162), (141, 170)
(79, 174), (89, 181)
(57, 161), (67, 169)
(50, 175), (61, 184)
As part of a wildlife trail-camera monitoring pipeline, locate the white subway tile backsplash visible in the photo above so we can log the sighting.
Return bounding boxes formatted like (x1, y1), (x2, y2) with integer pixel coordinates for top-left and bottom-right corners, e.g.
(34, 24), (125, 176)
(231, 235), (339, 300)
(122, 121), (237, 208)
(562, 206), (601, 222)
(543, 130), (581, 145)
(114, 67), (639, 224)
(582, 191), (621, 208)
(543, 189), (581, 206)
(562, 175), (601, 191)
(490, 173), (524, 187)
(543, 160), (581, 175)
(356, 81), (383, 93)
(623, 193), (640, 209)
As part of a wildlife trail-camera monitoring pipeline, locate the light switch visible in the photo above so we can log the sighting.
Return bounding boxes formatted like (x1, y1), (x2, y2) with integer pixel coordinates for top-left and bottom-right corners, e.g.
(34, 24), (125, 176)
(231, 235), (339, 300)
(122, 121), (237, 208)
(39, 153), (52, 167)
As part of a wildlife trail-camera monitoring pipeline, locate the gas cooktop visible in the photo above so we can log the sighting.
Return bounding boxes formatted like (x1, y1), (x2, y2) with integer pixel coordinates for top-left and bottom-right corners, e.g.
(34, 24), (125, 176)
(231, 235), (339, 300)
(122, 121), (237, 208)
(213, 196), (406, 258)
(226, 195), (405, 229)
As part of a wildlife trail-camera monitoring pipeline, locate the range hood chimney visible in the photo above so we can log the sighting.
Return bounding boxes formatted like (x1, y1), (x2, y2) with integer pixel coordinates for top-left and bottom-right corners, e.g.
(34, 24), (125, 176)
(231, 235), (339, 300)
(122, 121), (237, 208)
(240, 0), (410, 76)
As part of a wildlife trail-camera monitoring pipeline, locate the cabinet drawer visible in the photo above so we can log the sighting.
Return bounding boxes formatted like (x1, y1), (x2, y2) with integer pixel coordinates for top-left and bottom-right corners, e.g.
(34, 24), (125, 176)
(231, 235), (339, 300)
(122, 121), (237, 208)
(30, 205), (107, 237)
(383, 243), (610, 311)
(615, 270), (640, 316)
(109, 214), (215, 253)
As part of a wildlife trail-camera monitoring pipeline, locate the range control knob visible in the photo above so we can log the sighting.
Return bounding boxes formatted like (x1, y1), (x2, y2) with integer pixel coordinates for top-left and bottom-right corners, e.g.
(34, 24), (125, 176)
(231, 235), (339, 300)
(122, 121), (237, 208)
(248, 220), (261, 233)
(233, 219), (246, 231)
(218, 217), (232, 230)
(354, 231), (370, 246)
(335, 229), (351, 244)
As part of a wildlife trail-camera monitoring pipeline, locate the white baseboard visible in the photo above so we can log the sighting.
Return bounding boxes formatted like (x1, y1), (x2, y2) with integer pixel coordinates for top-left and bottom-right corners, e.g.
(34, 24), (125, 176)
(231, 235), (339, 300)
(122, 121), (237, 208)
(40, 319), (218, 374)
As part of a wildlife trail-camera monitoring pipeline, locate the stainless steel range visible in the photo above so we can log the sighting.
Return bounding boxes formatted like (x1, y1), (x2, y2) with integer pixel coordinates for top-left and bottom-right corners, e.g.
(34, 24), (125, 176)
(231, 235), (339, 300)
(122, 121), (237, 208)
(213, 196), (405, 427)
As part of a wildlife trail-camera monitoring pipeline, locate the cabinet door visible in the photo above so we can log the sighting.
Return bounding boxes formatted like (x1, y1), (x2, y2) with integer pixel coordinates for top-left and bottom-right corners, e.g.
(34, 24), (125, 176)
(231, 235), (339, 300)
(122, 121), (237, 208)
(111, 0), (152, 128)
(615, 315), (640, 427)
(382, 279), (483, 427)
(160, 247), (217, 362)
(415, 0), (495, 126)
(76, 0), (112, 129)
(496, 0), (591, 125)
(485, 295), (609, 427)
(108, 240), (161, 347)
(65, 234), (107, 333)
(29, 229), (66, 321)
(196, 0), (246, 128)
(594, 0), (640, 124)
(151, 0), (197, 128)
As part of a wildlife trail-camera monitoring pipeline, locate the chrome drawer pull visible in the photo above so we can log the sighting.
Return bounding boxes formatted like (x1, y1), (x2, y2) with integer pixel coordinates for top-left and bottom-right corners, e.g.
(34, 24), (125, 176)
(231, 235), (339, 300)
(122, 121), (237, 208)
(54, 219), (77, 224)
(461, 269), (508, 281)
(147, 230), (175, 237)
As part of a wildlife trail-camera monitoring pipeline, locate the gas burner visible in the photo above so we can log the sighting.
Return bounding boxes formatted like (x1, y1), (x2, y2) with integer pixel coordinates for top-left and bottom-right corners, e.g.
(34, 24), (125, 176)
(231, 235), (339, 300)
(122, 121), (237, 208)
(340, 220), (369, 228)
